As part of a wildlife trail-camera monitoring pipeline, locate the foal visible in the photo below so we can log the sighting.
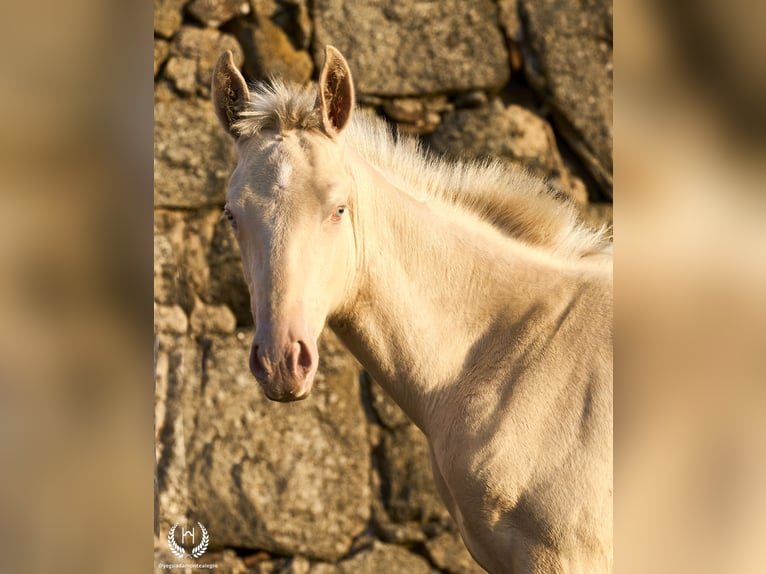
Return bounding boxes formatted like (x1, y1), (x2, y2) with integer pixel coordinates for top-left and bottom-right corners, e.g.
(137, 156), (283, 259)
(211, 46), (613, 574)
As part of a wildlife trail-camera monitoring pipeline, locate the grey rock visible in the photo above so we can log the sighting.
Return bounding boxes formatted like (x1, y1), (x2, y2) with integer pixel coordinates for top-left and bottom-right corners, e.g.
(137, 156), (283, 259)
(278, 555), (311, 574)
(153, 209), (224, 309)
(428, 97), (587, 204)
(307, 563), (341, 574)
(208, 217), (252, 327)
(252, 0), (313, 51)
(312, 0), (509, 95)
(235, 17), (313, 84)
(250, 0), (278, 17)
(382, 98), (426, 124)
(379, 424), (451, 525)
(185, 330), (370, 561)
(165, 27), (243, 97)
(425, 530), (487, 574)
(280, 0), (313, 51)
(273, 556), (342, 574)
(451, 91), (489, 109)
(155, 304), (189, 334)
(154, 39), (170, 79)
(154, 0), (187, 38)
(164, 56), (198, 95)
(188, 0), (251, 27)
(366, 375), (411, 430)
(155, 549), (250, 573)
(382, 98), (443, 135)
(519, 0), (613, 197)
(497, 0), (523, 71)
(371, 495), (426, 545)
(338, 541), (437, 574)
(189, 302), (237, 334)
(155, 334), (199, 538)
(241, 553), (284, 572)
(217, 549), (253, 573)
(154, 210), (189, 309)
(497, 0), (521, 42)
(154, 84), (236, 208)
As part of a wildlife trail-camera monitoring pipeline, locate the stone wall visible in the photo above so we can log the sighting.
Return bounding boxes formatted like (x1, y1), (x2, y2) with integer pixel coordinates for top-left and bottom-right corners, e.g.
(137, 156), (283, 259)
(154, 0), (612, 571)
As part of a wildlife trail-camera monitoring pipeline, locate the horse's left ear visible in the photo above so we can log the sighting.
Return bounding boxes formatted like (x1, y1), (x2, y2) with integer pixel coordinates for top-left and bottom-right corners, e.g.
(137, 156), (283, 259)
(212, 50), (250, 139)
(318, 46), (354, 137)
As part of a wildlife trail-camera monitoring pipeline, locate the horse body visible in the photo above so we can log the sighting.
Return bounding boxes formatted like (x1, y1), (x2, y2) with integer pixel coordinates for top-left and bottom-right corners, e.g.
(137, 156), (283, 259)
(329, 145), (613, 574)
(211, 47), (613, 573)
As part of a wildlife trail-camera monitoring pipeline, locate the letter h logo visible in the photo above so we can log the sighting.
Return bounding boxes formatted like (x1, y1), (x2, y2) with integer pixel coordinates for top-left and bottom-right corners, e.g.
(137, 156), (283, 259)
(181, 524), (195, 544)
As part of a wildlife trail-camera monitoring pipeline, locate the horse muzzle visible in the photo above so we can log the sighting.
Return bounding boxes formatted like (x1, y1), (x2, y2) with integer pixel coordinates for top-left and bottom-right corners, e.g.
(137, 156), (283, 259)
(249, 337), (318, 402)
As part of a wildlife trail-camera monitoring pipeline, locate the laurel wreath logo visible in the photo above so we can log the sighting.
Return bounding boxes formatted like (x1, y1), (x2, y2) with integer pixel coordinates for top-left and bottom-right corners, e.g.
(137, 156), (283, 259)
(168, 522), (209, 559)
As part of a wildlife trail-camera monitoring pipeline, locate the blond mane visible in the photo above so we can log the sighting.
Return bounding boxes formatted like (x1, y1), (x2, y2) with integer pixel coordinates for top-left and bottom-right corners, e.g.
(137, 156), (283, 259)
(233, 80), (611, 260)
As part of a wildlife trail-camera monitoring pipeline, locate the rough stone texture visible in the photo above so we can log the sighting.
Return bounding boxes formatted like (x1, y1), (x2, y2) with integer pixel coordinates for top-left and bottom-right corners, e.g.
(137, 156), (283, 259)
(367, 375), (410, 430)
(189, 301), (236, 333)
(154, 39), (170, 79)
(518, 0), (613, 197)
(154, 208), (226, 310)
(379, 424), (451, 525)
(154, 0), (187, 38)
(428, 97), (588, 204)
(154, 84), (237, 208)
(497, 0), (522, 43)
(156, 549), (251, 573)
(188, 0), (251, 27)
(185, 331), (370, 561)
(235, 16), (313, 85)
(215, 549), (252, 573)
(165, 27), (243, 97)
(207, 216), (252, 327)
(382, 97), (449, 135)
(250, 0), (313, 51)
(155, 303), (189, 334)
(338, 541), (437, 574)
(497, 0), (524, 72)
(155, 334), (198, 537)
(426, 531), (488, 574)
(312, 0), (509, 96)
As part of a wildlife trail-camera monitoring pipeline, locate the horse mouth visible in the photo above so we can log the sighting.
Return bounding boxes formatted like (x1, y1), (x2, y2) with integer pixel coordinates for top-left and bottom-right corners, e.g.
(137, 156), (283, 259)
(263, 387), (312, 403)
(255, 374), (315, 402)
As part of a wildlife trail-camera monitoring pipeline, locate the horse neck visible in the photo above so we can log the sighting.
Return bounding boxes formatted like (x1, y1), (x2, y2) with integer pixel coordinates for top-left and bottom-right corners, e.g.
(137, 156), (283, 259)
(329, 149), (583, 434)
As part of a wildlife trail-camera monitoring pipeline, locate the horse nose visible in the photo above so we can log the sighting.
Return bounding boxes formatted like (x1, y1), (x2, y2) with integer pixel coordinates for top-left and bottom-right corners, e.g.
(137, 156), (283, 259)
(249, 341), (315, 381)
(288, 339), (317, 380)
(249, 343), (270, 381)
(249, 337), (318, 399)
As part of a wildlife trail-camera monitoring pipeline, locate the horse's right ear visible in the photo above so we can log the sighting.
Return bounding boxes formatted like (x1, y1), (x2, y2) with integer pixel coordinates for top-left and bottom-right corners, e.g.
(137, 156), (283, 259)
(212, 51), (250, 138)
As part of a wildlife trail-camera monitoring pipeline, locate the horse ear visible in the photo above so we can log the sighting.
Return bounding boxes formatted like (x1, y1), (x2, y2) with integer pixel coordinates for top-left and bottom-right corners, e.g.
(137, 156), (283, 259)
(318, 46), (354, 137)
(212, 50), (250, 138)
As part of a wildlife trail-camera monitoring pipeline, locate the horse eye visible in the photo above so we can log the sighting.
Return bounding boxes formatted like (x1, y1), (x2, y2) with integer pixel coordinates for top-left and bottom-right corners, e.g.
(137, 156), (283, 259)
(330, 205), (347, 223)
(223, 207), (237, 228)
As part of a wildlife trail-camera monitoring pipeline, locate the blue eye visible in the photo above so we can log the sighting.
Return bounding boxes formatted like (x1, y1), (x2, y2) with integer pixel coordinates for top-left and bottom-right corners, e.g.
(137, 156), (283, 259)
(331, 205), (347, 222)
(329, 204), (348, 223)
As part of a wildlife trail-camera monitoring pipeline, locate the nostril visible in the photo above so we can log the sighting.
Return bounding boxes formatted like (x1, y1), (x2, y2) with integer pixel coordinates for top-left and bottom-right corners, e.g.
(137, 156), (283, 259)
(250, 344), (267, 380)
(290, 340), (315, 378)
